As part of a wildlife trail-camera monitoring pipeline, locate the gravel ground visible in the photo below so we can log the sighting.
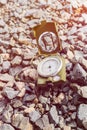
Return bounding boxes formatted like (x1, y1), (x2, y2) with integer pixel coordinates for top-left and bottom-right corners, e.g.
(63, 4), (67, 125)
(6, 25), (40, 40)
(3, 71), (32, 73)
(0, 0), (87, 130)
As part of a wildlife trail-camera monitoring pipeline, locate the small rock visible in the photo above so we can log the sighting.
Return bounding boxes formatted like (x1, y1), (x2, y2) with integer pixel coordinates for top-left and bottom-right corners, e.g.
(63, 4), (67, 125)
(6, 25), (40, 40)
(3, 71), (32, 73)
(12, 47), (22, 55)
(18, 38), (32, 45)
(60, 35), (67, 41)
(12, 114), (23, 128)
(2, 61), (11, 72)
(1, 53), (10, 60)
(32, 57), (39, 65)
(71, 112), (76, 120)
(0, 100), (6, 114)
(0, 19), (5, 27)
(68, 104), (76, 111)
(83, 46), (87, 54)
(43, 124), (54, 130)
(39, 95), (48, 105)
(44, 90), (51, 98)
(17, 87), (26, 97)
(0, 123), (15, 130)
(27, 19), (39, 28)
(77, 127), (83, 130)
(49, 105), (59, 125)
(23, 68), (38, 81)
(22, 60), (30, 66)
(9, 66), (22, 76)
(77, 32), (86, 41)
(35, 118), (44, 129)
(36, 103), (44, 113)
(63, 125), (71, 130)
(29, 83), (36, 89)
(83, 54), (87, 60)
(0, 121), (3, 127)
(0, 73), (14, 82)
(18, 0), (28, 5)
(71, 63), (87, 85)
(23, 51), (35, 60)
(17, 27), (25, 33)
(0, 55), (3, 65)
(11, 56), (22, 66)
(74, 50), (83, 61)
(0, 0), (7, 5)
(62, 86), (70, 92)
(12, 113), (33, 130)
(77, 104), (87, 128)
(23, 94), (36, 102)
(3, 87), (19, 99)
(70, 83), (80, 92)
(10, 28), (18, 34)
(33, 98), (39, 104)
(53, 93), (65, 104)
(18, 116), (33, 130)
(2, 104), (13, 123)
(60, 11), (71, 20)
(82, 118), (87, 129)
(56, 1), (63, 9)
(0, 28), (6, 34)
(58, 116), (65, 128)
(42, 114), (50, 127)
(15, 81), (25, 90)
(78, 86), (87, 98)
(68, 26), (77, 35)
(79, 57), (87, 71)
(73, 93), (81, 105)
(78, 17), (84, 23)
(35, 114), (49, 129)
(24, 107), (35, 114)
(67, 121), (77, 128)
(5, 81), (14, 88)
(61, 105), (68, 114)
(65, 117), (71, 123)
(67, 50), (74, 60)
(0, 93), (3, 99)
(46, 104), (50, 111)
(61, 94), (68, 105)
(11, 99), (22, 108)
(0, 81), (6, 89)
(0, 40), (10, 48)
(29, 110), (41, 123)
(25, 9), (38, 17)
(82, 13), (87, 23)
(54, 128), (61, 130)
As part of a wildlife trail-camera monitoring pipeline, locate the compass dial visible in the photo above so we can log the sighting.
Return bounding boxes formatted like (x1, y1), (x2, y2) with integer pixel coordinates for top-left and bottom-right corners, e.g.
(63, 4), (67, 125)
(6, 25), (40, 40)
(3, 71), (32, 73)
(37, 57), (62, 77)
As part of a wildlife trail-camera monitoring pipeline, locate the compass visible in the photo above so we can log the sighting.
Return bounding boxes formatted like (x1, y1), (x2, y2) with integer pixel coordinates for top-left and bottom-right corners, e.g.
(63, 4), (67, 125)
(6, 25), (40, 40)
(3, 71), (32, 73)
(33, 21), (66, 87)
(37, 57), (62, 77)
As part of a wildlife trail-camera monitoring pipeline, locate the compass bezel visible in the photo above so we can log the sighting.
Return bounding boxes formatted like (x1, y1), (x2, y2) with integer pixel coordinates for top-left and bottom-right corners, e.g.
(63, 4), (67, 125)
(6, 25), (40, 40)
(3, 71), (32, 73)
(37, 57), (62, 78)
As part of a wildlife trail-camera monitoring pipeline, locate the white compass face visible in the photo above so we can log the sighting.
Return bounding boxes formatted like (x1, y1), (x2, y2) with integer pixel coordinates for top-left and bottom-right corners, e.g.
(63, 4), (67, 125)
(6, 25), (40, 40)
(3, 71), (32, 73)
(37, 57), (62, 77)
(38, 31), (58, 53)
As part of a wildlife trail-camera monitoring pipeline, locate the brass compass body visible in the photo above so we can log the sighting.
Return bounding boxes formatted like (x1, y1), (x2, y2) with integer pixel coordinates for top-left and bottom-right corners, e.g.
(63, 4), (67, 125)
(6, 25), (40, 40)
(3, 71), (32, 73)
(33, 21), (66, 87)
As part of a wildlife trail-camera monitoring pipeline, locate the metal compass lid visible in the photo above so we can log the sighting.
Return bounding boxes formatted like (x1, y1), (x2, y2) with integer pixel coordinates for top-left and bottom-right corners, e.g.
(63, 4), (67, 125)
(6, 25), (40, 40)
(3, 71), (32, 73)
(33, 21), (62, 54)
(37, 57), (62, 78)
